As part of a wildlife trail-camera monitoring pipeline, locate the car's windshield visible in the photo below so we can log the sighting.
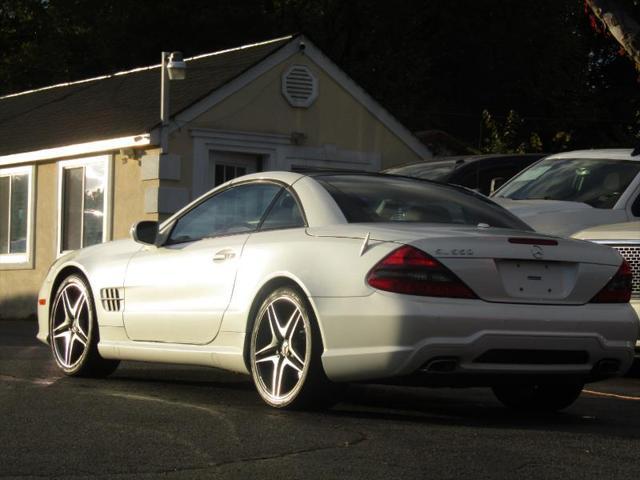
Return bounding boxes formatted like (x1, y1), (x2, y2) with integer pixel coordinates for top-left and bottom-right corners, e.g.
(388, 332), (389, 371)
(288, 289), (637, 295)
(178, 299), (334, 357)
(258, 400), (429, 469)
(494, 157), (640, 208)
(316, 174), (531, 230)
(384, 160), (458, 180)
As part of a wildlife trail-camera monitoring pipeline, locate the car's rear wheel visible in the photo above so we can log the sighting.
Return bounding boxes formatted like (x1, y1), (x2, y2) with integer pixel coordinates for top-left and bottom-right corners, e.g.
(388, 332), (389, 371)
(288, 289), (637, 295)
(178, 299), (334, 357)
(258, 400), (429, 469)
(250, 286), (340, 409)
(492, 381), (584, 411)
(50, 274), (119, 377)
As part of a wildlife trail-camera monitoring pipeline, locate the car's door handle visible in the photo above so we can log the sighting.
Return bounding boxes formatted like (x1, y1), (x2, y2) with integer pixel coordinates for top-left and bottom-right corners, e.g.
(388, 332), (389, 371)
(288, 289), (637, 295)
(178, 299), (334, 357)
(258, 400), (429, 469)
(213, 250), (236, 262)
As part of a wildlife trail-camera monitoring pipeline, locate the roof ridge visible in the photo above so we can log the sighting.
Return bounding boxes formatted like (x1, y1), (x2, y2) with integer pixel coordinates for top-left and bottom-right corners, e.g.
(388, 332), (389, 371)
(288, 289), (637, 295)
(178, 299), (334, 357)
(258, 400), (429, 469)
(0, 35), (294, 100)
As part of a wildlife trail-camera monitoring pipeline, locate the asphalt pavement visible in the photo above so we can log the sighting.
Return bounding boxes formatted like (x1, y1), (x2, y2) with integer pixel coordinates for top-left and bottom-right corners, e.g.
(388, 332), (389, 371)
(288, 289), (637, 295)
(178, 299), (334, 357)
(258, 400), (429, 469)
(1, 320), (639, 480)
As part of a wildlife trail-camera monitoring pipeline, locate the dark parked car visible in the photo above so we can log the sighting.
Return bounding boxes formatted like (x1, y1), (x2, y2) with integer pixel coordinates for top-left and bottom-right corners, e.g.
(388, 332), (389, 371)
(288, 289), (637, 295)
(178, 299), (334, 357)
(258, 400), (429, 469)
(384, 154), (545, 196)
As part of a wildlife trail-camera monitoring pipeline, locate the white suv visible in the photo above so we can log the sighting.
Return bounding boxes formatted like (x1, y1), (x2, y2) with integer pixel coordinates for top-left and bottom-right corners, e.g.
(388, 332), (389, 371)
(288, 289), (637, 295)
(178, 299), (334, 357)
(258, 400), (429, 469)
(492, 149), (640, 236)
(573, 221), (640, 357)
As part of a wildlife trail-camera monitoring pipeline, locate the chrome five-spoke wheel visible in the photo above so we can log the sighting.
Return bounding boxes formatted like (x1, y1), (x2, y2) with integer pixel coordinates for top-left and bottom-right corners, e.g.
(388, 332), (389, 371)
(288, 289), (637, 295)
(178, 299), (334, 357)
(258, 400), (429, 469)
(251, 291), (310, 406)
(50, 274), (119, 377)
(51, 278), (91, 370)
(250, 286), (339, 409)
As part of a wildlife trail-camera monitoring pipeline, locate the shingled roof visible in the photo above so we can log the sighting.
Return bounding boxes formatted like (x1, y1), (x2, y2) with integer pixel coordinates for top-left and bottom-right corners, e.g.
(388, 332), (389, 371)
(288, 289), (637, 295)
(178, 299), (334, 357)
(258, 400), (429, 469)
(0, 36), (292, 156)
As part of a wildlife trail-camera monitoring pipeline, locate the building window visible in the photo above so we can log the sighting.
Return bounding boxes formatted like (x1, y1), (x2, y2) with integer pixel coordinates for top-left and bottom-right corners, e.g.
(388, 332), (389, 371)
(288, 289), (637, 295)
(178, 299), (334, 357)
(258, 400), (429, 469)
(208, 151), (261, 188)
(0, 165), (35, 267)
(58, 156), (111, 254)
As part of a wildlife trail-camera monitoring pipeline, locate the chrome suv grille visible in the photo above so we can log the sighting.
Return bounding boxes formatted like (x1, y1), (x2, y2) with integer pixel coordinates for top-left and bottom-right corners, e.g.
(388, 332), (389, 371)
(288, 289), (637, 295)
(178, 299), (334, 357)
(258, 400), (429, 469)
(100, 288), (123, 312)
(606, 244), (640, 297)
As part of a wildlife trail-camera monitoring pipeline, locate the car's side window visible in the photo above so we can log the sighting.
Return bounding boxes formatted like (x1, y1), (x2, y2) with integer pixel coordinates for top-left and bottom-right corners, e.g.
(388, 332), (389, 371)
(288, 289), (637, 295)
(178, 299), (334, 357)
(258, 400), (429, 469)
(168, 183), (282, 244)
(477, 164), (517, 196)
(456, 166), (479, 191)
(260, 189), (305, 230)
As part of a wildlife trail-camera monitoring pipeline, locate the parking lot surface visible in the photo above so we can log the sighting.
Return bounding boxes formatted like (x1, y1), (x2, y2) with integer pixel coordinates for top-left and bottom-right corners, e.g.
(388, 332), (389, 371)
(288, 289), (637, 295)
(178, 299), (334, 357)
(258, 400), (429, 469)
(1, 320), (639, 480)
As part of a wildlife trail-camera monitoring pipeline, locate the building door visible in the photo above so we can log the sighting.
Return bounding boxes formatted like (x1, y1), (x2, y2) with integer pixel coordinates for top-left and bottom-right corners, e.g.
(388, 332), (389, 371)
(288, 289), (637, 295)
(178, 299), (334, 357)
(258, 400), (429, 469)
(209, 151), (261, 188)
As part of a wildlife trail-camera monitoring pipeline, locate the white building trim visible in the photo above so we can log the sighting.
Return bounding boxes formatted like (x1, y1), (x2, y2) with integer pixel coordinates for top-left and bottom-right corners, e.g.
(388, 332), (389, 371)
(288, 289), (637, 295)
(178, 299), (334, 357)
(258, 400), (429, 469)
(0, 164), (36, 269)
(190, 129), (286, 198)
(0, 134), (151, 167)
(56, 155), (113, 257)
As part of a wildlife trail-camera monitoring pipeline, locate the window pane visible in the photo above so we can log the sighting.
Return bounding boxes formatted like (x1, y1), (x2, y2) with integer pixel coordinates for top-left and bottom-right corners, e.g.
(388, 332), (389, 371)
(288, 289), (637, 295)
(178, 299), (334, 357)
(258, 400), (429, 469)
(9, 174), (28, 253)
(260, 190), (304, 230)
(0, 176), (9, 254)
(62, 167), (83, 251)
(215, 164), (224, 186)
(169, 183), (281, 243)
(83, 162), (105, 247)
(224, 165), (234, 183)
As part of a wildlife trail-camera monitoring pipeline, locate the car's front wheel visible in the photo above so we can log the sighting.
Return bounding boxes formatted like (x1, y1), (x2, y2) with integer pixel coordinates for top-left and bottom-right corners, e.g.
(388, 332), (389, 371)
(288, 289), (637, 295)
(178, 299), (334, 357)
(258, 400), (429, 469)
(492, 381), (584, 411)
(50, 274), (119, 377)
(250, 286), (339, 409)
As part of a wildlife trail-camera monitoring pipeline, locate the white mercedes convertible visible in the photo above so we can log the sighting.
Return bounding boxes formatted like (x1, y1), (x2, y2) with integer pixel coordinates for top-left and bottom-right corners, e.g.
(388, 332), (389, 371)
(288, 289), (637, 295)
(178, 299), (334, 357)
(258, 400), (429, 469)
(37, 172), (638, 410)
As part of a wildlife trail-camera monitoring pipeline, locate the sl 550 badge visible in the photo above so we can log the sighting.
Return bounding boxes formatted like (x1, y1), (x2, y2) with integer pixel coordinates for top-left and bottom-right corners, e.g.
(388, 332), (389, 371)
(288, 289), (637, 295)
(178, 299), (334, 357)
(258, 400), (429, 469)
(435, 248), (474, 256)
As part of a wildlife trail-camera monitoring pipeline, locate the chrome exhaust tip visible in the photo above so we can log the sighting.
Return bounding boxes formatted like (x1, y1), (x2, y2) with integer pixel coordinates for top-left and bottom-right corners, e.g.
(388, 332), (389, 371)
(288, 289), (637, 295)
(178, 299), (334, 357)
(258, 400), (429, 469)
(422, 357), (459, 373)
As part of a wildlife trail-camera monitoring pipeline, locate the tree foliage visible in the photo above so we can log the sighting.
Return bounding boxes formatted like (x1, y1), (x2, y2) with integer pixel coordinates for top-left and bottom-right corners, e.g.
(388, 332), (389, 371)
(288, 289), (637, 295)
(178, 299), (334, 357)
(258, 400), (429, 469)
(586, 0), (640, 69)
(0, 0), (638, 153)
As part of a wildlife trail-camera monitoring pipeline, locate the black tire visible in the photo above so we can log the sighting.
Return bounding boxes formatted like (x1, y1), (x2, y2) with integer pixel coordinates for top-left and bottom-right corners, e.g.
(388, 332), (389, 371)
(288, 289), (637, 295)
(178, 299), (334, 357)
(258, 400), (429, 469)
(492, 381), (584, 412)
(249, 286), (341, 409)
(49, 274), (120, 378)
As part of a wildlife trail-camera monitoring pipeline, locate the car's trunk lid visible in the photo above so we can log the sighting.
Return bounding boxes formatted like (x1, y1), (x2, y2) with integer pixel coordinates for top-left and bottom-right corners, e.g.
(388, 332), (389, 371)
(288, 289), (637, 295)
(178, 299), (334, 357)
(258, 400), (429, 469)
(307, 223), (622, 304)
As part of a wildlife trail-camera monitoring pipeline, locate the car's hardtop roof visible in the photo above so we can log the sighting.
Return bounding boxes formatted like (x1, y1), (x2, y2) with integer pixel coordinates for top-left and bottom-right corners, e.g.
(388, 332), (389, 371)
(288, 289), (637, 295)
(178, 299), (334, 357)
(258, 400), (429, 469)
(224, 170), (508, 208)
(546, 148), (639, 161)
(231, 169), (493, 193)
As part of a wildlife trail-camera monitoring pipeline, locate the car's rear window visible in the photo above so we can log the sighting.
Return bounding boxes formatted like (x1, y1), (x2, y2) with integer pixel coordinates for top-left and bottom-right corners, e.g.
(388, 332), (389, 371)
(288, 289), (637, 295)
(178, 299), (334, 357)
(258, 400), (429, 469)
(315, 174), (531, 229)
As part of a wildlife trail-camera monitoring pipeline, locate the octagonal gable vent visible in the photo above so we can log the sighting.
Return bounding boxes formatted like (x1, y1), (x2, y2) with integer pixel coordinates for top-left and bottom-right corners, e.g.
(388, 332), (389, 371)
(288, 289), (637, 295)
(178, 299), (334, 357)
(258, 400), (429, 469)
(282, 65), (318, 108)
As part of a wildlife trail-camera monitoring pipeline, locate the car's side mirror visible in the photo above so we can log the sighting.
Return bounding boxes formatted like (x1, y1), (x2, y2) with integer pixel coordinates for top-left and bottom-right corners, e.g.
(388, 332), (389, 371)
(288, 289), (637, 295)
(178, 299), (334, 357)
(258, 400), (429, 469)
(131, 220), (159, 245)
(489, 177), (506, 196)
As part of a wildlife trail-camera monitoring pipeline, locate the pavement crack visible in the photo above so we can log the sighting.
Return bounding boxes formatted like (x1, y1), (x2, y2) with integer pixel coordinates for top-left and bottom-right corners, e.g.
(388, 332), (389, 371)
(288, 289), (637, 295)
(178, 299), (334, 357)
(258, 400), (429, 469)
(210, 430), (368, 469)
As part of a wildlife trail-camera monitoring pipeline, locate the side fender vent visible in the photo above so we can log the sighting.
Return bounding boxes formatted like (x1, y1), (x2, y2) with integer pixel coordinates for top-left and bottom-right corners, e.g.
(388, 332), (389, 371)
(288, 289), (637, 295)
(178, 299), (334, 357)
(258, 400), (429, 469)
(100, 288), (123, 312)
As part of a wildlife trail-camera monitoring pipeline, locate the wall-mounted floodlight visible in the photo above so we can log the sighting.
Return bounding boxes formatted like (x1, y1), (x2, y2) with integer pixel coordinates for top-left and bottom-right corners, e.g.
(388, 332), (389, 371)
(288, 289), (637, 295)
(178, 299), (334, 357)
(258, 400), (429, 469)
(167, 52), (187, 80)
(160, 51), (187, 151)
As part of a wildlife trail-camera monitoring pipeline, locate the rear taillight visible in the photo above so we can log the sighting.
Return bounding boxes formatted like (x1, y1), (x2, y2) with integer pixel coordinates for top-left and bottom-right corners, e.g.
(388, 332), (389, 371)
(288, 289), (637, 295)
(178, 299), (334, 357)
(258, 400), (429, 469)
(366, 245), (477, 299)
(590, 260), (632, 303)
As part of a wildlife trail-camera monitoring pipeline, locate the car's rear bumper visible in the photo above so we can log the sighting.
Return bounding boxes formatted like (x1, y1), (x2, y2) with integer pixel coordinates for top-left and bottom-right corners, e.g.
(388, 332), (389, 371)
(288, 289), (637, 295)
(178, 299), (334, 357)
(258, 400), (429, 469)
(314, 292), (639, 384)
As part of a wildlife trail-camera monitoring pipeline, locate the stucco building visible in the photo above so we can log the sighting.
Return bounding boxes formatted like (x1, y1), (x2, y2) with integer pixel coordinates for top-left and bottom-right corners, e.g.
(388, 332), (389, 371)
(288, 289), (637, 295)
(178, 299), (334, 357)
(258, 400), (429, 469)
(0, 35), (430, 319)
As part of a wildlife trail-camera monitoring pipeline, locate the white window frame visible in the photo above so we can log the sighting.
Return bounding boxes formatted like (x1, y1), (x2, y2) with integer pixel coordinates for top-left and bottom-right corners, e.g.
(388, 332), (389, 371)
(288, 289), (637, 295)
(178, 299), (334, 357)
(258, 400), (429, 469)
(57, 155), (113, 257)
(0, 165), (36, 269)
(190, 129), (284, 199)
